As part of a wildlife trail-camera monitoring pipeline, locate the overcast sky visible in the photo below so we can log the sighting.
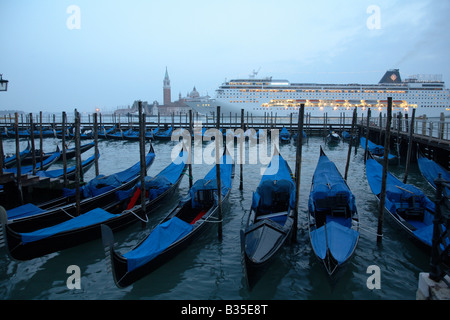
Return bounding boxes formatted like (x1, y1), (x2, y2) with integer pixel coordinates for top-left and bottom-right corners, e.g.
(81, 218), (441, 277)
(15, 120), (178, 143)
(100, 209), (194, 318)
(0, 0), (449, 113)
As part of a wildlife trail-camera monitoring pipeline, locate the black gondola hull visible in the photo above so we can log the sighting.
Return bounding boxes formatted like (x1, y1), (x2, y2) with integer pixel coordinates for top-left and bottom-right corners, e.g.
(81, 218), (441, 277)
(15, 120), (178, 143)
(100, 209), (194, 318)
(242, 214), (294, 288)
(3, 165), (186, 261)
(110, 203), (220, 288)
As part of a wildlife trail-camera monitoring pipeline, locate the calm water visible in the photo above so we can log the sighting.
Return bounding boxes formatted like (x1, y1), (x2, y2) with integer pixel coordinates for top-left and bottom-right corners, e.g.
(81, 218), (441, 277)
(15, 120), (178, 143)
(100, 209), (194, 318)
(0, 134), (436, 300)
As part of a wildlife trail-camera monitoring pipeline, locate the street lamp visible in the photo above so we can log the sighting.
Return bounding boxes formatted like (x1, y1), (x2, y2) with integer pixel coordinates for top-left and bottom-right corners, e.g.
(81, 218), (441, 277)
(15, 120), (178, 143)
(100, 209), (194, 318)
(0, 74), (9, 92)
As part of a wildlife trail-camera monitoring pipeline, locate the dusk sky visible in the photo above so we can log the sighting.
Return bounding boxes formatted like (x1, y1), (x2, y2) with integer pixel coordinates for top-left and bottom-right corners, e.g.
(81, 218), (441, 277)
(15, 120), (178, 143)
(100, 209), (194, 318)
(1, 0), (449, 113)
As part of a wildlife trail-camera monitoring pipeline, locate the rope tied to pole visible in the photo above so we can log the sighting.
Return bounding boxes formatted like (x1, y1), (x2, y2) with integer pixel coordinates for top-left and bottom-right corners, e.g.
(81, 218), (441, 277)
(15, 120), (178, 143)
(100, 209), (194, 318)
(123, 207), (149, 223)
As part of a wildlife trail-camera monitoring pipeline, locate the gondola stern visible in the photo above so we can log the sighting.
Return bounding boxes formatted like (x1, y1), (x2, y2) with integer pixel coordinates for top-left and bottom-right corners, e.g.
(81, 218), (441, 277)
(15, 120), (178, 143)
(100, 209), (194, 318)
(240, 229), (251, 290)
(148, 141), (155, 155)
(0, 206), (7, 249)
(101, 224), (116, 274)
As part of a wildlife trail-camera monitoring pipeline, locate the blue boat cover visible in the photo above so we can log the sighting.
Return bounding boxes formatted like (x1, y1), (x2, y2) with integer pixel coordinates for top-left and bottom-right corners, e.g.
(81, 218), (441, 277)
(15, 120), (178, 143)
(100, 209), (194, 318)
(417, 154), (450, 193)
(366, 158), (435, 218)
(310, 219), (359, 264)
(308, 154), (356, 214)
(123, 129), (139, 138)
(7, 203), (46, 220)
(4, 145), (30, 165)
(189, 153), (233, 208)
(155, 127), (173, 137)
(280, 127), (290, 140)
(5, 151), (60, 174)
(251, 154), (296, 211)
(124, 216), (193, 272)
(360, 137), (384, 155)
(36, 154), (98, 179)
(63, 151), (155, 198)
(20, 208), (116, 244)
(366, 158), (439, 247)
(116, 150), (188, 201)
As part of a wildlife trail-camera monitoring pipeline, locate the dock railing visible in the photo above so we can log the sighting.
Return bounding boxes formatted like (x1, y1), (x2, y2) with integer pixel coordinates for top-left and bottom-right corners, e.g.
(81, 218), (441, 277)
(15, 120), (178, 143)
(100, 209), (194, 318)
(1, 111), (449, 141)
(358, 112), (449, 142)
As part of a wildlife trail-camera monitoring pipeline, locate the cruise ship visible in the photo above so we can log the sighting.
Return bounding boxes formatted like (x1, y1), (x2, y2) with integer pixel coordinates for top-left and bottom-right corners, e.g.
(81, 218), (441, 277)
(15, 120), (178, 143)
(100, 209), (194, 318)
(185, 70), (450, 118)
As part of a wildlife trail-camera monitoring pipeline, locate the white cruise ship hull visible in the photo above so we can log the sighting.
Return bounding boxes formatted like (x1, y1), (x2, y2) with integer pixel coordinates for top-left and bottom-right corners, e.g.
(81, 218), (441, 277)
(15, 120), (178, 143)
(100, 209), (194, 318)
(185, 69), (450, 119)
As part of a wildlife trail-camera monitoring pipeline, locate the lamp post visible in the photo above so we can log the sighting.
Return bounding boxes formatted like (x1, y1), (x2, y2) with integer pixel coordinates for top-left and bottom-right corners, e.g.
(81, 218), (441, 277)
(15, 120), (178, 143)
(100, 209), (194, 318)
(0, 74), (9, 92)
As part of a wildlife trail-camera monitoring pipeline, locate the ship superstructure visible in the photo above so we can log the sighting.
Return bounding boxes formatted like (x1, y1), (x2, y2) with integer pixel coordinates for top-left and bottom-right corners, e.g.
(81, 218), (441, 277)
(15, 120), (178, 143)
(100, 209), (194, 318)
(186, 69), (450, 118)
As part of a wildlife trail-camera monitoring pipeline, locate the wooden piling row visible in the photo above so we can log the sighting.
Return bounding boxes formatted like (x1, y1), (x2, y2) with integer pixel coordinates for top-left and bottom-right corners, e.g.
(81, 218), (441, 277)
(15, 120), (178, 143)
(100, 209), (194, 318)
(377, 98), (393, 244)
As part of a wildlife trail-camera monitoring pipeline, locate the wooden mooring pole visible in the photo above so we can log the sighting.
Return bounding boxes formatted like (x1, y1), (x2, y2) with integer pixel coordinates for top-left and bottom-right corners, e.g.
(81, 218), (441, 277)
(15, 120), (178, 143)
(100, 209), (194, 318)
(74, 110), (81, 216)
(364, 108), (371, 163)
(240, 108), (244, 191)
(377, 98), (393, 244)
(403, 108), (416, 184)
(93, 112), (99, 177)
(344, 108), (357, 181)
(39, 111), (43, 170)
(188, 109), (193, 189)
(293, 104), (305, 242)
(138, 101), (147, 224)
(29, 113), (36, 175)
(216, 105), (223, 240)
(14, 113), (24, 205)
(62, 112), (68, 186)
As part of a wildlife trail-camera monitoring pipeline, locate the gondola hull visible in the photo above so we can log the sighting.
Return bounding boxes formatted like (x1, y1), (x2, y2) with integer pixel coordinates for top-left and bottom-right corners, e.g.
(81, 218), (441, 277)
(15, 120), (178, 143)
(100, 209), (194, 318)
(241, 211), (294, 288)
(241, 150), (296, 288)
(308, 147), (359, 276)
(5, 146), (156, 229)
(103, 148), (234, 288)
(0, 161), (186, 261)
(365, 155), (438, 251)
(108, 201), (222, 288)
(3, 144), (31, 169)
(21, 142), (94, 165)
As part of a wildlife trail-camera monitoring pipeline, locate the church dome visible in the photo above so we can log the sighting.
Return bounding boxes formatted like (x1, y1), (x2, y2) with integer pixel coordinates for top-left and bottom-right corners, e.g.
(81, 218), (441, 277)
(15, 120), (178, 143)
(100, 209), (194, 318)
(189, 86), (200, 98)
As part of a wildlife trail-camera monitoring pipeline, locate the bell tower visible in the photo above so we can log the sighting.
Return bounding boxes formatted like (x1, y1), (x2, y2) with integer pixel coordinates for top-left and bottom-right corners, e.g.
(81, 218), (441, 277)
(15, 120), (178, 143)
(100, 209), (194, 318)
(163, 67), (171, 105)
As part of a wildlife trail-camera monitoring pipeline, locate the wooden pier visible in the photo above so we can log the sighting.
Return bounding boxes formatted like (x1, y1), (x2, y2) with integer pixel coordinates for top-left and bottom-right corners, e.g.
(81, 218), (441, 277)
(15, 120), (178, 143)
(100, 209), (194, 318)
(1, 108), (449, 208)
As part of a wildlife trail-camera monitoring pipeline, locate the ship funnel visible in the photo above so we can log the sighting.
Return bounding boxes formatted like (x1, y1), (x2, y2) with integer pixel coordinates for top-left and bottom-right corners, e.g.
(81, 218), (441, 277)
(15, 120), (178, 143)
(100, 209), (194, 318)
(379, 69), (402, 84)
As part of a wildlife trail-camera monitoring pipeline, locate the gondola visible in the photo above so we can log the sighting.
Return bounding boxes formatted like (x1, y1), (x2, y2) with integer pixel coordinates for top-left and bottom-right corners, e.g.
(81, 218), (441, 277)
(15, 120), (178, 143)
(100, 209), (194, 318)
(35, 152), (99, 180)
(153, 127), (173, 141)
(122, 129), (140, 141)
(99, 126), (116, 139)
(3, 142), (31, 169)
(308, 147), (359, 276)
(101, 146), (234, 288)
(365, 152), (439, 249)
(3, 144), (155, 223)
(292, 130), (307, 145)
(106, 129), (124, 140)
(342, 131), (355, 141)
(360, 137), (398, 165)
(120, 128), (154, 141)
(417, 147), (450, 194)
(0, 145), (180, 261)
(325, 130), (340, 144)
(240, 147), (296, 288)
(9, 128), (56, 138)
(279, 127), (291, 143)
(21, 141), (95, 165)
(56, 128), (93, 140)
(4, 147), (61, 174)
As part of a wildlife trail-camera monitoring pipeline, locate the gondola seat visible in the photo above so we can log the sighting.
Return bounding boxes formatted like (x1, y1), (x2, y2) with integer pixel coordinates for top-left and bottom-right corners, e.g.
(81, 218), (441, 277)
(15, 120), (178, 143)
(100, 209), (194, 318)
(256, 212), (288, 226)
(256, 180), (294, 216)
